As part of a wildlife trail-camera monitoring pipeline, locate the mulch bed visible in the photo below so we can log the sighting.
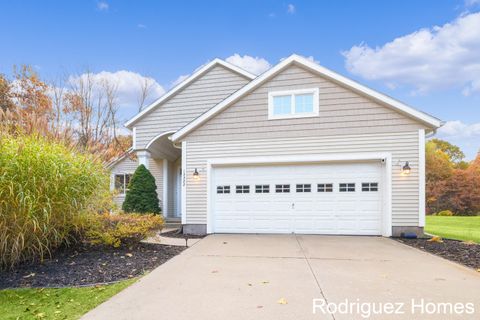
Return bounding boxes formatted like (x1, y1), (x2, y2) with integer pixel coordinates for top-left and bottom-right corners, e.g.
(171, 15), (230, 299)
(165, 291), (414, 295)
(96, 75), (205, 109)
(0, 243), (185, 289)
(396, 238), (480, 269)
(161, 229), (206, 239)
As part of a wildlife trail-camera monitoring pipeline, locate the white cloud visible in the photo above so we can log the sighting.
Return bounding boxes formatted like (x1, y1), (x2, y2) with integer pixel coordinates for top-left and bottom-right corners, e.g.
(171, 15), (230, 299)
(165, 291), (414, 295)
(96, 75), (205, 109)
(97, 1), (109, 11)
(171, 74), (190, 87)
(68, 70), (165, 110)
(438, 120), (480, 138)
(343, 12), (480, 95)
(465, 0), (480, 7)
(435, 120), (480, 160)
(225, 54), (271, 75)
(137, 24), (147, 29)
(287, 4), (296, 14)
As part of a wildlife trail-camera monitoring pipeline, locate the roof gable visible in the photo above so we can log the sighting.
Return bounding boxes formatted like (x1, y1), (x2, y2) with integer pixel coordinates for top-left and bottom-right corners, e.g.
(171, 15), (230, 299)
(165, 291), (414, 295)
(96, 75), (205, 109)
(125, 59), (255, 128)
(171, 54), (442, 142)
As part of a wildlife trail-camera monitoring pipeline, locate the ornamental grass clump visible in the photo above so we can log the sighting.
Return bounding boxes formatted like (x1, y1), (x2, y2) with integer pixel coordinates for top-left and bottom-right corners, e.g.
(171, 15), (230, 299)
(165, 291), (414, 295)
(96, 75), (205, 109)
(0, 133), (110, 269)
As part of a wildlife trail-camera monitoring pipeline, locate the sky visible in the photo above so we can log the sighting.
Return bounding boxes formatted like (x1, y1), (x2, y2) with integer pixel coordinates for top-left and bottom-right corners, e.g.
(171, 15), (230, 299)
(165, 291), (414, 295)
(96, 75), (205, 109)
(1, 0), (479, 159)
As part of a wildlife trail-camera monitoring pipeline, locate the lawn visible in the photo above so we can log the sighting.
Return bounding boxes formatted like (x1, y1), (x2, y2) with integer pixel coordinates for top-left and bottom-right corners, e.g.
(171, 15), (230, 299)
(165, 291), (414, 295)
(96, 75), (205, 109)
(425, 216), (480, 243)
(0, 279), (136, 320)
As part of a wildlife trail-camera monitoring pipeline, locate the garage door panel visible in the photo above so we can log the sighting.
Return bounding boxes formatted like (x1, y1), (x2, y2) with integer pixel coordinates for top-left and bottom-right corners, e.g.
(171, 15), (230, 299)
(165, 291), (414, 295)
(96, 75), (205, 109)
(212, 162), (383, 235)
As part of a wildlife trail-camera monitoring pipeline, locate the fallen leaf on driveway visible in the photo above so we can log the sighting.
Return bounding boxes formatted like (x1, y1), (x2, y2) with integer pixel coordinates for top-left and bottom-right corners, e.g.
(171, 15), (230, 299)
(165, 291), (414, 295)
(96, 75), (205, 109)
(277, 298), (288, 305)
(23, 273), (35, 278)
(125, 253), (133, 257)
(261, 281), (269, 284)
(477, 269), (480, 273)
(462, 240), (476, 245)
(211, 270), (219, 273)
(223, 242), (228, 244)
(257, 305), (263, 309)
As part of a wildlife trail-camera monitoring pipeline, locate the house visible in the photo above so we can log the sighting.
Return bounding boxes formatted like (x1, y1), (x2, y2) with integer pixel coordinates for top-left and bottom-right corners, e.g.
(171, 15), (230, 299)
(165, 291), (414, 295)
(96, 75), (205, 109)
(110, 54), (443, 236)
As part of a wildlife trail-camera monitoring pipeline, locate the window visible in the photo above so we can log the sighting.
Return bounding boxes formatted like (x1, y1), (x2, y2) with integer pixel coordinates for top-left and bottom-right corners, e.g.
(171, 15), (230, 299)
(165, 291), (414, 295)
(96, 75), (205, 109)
(317, 183), (333, 192)
(362, 182), (378, 192)
(296, 184), (311, 193)
(255, 185), (270, 193)
(272, 95), (292, 116)
(295, 94), (314, 113)
(114, 173), (132, 195)
(217, 186), (230, 194)
(268, 88), (319, 119)
(275, 184), (290, 193)
(339, 183), (355, 192)
(236, 185), (250, 194)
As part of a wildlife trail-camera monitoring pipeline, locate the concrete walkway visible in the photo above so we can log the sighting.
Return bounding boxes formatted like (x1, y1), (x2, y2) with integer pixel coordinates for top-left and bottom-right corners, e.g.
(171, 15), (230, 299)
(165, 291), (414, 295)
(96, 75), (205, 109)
(82, 235), (480, 320)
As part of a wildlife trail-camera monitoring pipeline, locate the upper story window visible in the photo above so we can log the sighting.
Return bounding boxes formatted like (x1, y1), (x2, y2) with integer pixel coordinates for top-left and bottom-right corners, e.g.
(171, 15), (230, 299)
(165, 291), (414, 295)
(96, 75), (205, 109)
(114, 173), (132, 195)
(268, 88), (319, 120)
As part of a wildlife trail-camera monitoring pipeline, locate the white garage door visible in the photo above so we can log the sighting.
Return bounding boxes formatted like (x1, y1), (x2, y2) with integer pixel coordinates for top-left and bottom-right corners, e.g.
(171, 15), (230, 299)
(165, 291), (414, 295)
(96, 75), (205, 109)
(212, 162), (383, 235)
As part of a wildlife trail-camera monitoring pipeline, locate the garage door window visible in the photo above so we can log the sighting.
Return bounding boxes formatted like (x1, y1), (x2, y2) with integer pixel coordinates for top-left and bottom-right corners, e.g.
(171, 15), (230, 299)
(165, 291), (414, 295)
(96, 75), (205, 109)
(255, 185), (270, 193)
(275, 184), (290, 193)
(296, 184), (311, 192)
(317, 183), (333, 192)
(236, 185), (250, 193)
(217, 186), (230, 194)
(362, 182), (378, 192)
(339, 183), (355, 192)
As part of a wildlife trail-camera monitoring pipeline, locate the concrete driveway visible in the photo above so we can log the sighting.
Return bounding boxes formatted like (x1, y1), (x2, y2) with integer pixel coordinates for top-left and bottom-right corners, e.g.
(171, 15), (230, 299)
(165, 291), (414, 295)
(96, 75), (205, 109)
(82, 235), (480, 320)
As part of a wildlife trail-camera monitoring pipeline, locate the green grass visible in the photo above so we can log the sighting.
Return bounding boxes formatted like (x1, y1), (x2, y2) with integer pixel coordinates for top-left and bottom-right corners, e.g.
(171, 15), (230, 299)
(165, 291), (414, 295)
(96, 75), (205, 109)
(425, 216), (480, 243)
(0, 279), (136, 320)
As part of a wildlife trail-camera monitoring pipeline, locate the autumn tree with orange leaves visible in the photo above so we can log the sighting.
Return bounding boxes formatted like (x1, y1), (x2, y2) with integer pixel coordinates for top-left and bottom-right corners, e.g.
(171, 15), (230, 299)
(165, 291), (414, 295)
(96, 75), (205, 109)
(0, 65), (131, 162)
(426, 139), (480, 216)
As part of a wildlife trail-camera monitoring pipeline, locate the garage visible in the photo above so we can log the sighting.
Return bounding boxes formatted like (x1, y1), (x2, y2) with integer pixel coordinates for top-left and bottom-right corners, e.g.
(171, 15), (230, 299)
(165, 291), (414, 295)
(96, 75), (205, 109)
(211, 162), (384, 235)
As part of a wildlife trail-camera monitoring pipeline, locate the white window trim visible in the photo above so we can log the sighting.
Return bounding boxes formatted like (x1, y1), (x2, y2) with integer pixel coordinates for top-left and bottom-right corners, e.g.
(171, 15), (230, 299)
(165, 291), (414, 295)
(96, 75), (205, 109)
(113, 172), (133, 195)
(268, 88), (319, 120)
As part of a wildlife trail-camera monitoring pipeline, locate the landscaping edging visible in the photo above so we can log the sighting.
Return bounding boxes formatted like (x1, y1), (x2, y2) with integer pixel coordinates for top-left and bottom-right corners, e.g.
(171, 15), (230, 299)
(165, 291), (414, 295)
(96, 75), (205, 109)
(0, 243), (185, 289)
(396, 238), (480, 270)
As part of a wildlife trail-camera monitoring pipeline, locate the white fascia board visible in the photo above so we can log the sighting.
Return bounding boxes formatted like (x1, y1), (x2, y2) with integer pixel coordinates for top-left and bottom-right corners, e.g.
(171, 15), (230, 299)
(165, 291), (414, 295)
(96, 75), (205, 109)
(172, 54), (442, 142)
(294, 55), (443, 128)
(105, 147), (134, 169)
(172, 56), (296, 141)
(124, 59), (256, 129)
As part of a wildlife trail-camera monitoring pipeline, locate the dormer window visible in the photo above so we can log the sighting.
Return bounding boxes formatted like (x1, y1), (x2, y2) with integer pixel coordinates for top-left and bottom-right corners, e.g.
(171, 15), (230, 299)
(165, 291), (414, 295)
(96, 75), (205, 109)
(268, 88), (319, 119)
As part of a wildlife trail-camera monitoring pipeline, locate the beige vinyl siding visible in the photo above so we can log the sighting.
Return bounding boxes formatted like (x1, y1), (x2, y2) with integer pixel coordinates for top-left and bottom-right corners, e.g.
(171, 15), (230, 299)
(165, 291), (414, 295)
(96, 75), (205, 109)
(186, 132), (420, 227)
(187, 65), (428, 142)
(110, 156), (138, 208)
(110, 157), (164, 210)
(183, 64), (429, 227)
(134, 65), (250, 149)
(148, 158), (164, 210)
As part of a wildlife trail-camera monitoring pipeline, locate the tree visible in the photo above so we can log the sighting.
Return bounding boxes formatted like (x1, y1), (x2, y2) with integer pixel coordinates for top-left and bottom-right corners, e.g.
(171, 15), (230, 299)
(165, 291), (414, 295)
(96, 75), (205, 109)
(437, 169), (480, 215)
(425, 141), (453, 214)
(137, 77), (155, 112)
(430, 138), (465, 165)
(0, 74), (15, 112)
(122, 165), (161, 214)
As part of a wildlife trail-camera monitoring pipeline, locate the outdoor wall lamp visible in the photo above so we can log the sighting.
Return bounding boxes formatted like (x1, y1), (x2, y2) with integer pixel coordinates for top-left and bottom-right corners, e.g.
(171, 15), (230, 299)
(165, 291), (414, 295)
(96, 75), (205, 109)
(193, 168), (200, 180)
(402, 161), (411, 175)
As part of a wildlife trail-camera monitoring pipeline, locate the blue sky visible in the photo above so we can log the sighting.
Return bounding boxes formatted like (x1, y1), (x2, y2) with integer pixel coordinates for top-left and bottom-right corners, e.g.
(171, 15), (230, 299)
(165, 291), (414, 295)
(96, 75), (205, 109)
(1, 1), (479, 158)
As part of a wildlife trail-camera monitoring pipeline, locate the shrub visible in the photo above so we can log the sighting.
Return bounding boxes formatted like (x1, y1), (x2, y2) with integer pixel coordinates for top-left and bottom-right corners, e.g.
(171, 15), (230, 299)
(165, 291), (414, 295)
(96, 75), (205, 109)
(435, 210), (454, 216)
(122, 164), (161, 214)
(0, 133), (111, 269)
(85, 213), (164, 247)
